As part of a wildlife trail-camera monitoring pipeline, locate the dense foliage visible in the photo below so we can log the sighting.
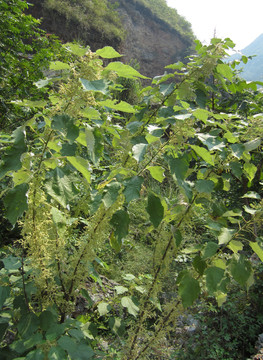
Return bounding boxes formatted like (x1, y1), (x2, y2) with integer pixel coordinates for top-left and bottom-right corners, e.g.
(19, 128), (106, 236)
(0, 0), (62, 130)
(1, 2), (263, 359)
(135, 0), (194, 40)
(42, 0), (125, 42)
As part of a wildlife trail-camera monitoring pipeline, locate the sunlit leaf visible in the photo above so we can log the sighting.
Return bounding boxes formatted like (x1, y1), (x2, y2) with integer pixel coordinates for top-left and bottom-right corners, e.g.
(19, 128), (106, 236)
(216, 63), (233, 81)
(250, 241), (263, 262)
(244, 138), (261, 151)
(98, 302), (111, 316)
(115, 286), (128, 295)
(104, 62), (149, 79)
(147, 166), (165, 183)
(99, 99), (136, 113)
(80, 78), (109, 94)
(218, 227), (235, 245)
(244, 162), (257, 182)
(67, 156), (91, 183)
(45, 168), (78, 208)
(49, 61), (71, 70)
(121, 296), (139, 317)
(190, 145), (214, 165)
(96, 46), (122, 58)
(242, 191), (260, 199)
(227, 240), (243, 253)
(132, 143), (148, 162)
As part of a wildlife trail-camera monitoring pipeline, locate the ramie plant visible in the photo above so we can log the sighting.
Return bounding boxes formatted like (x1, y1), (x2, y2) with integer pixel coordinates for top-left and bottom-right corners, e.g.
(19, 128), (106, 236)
(0, 37), (263, 359)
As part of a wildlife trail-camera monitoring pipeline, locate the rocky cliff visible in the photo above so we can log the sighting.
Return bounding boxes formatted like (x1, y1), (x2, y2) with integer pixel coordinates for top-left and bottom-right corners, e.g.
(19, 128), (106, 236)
(116, 0), (194, 77)
(27, 0), (195, 78)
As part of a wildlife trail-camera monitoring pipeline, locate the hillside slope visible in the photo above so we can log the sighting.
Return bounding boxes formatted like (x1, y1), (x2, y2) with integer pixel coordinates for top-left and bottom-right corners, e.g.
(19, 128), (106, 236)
(229, 33), (263, 81)
(26, 0), (195, 77)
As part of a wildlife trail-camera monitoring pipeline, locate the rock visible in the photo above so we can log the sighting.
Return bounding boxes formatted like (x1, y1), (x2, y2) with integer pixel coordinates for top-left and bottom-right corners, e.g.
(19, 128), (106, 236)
(116, 0), (194, 77)
(26, 0), (194, 78)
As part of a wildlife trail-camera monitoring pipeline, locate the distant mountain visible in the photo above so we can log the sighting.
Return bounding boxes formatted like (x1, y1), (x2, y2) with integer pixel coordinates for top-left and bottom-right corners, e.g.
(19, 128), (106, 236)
(228, 33), (263, 81)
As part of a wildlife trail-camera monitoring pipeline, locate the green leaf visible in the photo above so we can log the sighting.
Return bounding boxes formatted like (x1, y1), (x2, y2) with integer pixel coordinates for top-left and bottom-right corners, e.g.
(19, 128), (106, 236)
(80, 107), (101, 120)
(96, 46), (122, 58)
(46, 324), (67, 341)
(242, 191), (261, 199)
(110, 210), (130, 243)
(146, 193), (164, 228)
(230, 144), (245, 158)
(57, 336), (76, 354)
(224, 131), (237, 143)
(178, 273), (200, 307)
(244, 162), (257, 182)
(230, 161), (243, 179)
(202, 242), (219, 260)
(216, 63), (233, 81)
(99, 99), (136, 113)
(104, 62), (149, 79)
(58, 336), (94, 360)
(244, 138), (261, 151)
(230, 255), (252, 287)
(250, 241), (263, 262)
(205, 267), (225, 295)
(52, 114), (79, 144)
(3, 183), (29, 225)
(51, 207), (67, 228)
(67, 156), (91, 184)
(80, 78), (109, 95)
(25, 349), (45, 360)
(48, 346), (67, 360)
(197, 133), (224, 151)
(109, 317), (125, 336)
(23, 332), (44, 350)
(0, 286), (11, 309)
(39, 311), (57, 332)
(121, 296), (139, 317)
(193, 109), (210, 123)
(132, 143), (148, 162)
(193, 255), (207, 275)
(147, 166), (165, 183)
(190, 145), (214, 165)
(218, 227), (235, 245)
(173, 228), (182, 247)
(244, 205), (257, 215)
(98, 302), (111, 316)
(109, 232), (121, 253)
(64, 42), (89, 56)
(195, 179), (214, 193)
(45, 168), (78, 208)
(2, 255), (21, 271)
(123, 176), (144, 203)
(49, 61), (71, 70)
(227, 240), (243, 253)
(83, 127), (103, 166)
(17, 313), (39, 338)
(0, 126), (27, 179)
(115, 286), (128, 295)
(103, 182), (121, 208)
(169, 157), (188, 181)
